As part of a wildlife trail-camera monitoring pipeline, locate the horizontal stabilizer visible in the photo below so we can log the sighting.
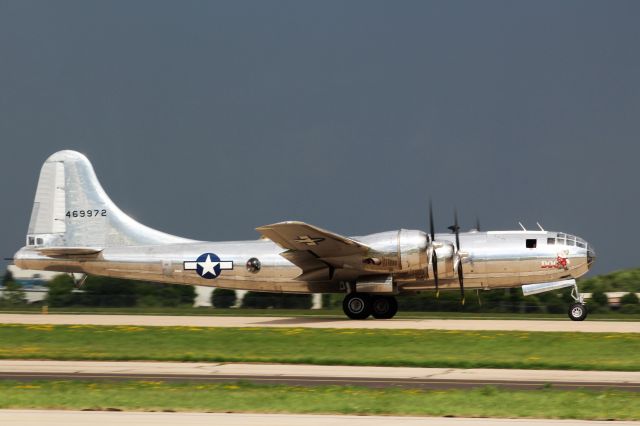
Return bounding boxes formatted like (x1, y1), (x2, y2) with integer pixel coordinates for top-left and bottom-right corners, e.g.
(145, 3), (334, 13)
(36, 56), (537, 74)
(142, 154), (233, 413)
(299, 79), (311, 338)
(36, 247), (103, 257)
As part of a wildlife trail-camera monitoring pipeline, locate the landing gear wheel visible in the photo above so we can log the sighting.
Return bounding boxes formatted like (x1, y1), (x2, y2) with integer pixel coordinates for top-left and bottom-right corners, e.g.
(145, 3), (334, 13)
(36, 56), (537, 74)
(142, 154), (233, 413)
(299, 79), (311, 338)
(343, 293), (371, 320)
(568, 303), (588, 321)
(371, 296), (398, 319)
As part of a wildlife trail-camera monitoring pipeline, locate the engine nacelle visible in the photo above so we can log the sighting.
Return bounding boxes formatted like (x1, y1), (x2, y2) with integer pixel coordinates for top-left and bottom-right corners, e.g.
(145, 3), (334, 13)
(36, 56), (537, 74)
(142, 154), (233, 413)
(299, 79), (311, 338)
(359, 229), (428, 272)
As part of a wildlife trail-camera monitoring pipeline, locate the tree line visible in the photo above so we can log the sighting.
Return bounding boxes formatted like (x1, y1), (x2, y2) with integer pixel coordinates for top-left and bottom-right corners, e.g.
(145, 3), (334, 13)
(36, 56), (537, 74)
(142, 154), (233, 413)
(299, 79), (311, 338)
(2, 268), (639, 313)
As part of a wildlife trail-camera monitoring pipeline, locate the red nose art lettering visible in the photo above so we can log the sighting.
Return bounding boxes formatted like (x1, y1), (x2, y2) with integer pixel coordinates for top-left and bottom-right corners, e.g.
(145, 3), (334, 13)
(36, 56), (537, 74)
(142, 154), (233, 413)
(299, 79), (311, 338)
(541, 255), (569, 270)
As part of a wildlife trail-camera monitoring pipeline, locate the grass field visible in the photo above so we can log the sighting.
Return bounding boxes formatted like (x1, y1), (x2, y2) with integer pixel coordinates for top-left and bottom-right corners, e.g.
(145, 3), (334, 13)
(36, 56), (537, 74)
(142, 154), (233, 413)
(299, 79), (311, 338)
(0, 380), (637, 420)
(1, 306), (640, 320)
(1, 324), (639, 370)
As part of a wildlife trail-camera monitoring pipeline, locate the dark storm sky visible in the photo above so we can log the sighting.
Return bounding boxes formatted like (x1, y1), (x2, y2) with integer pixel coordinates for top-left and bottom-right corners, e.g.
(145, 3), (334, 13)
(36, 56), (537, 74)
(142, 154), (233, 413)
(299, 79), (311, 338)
(1, 1), (639, 276)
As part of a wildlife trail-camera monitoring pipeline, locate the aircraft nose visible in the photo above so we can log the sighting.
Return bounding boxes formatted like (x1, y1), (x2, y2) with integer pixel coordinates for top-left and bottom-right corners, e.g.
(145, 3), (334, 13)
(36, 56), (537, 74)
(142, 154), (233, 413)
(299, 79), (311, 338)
(587, 244), (596, 269)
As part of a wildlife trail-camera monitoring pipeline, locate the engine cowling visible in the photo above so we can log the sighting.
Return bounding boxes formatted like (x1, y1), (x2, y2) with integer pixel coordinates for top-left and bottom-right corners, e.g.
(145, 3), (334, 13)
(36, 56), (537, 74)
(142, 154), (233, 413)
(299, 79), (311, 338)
(359, 229), (428, 272)
(358, 229), (457, 280)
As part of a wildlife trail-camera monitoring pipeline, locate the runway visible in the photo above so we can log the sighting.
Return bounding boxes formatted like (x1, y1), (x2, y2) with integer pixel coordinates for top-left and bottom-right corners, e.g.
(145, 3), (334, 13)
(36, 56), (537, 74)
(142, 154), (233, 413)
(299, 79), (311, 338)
(1, 360), (638, 391)
(1, 314), (639, 332)
(1, 410), (638, 426)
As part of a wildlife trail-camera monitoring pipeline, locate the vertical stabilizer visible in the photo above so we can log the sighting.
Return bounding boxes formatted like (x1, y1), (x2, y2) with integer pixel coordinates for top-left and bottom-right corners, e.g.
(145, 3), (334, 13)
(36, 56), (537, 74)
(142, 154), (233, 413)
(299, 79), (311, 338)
(25, 150), (193, 249)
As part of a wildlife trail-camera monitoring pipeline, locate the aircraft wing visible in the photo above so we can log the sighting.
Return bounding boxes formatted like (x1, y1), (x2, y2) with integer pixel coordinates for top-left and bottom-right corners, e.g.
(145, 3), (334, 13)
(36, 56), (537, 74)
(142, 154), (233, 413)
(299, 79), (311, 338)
(256, 221), (370, 281)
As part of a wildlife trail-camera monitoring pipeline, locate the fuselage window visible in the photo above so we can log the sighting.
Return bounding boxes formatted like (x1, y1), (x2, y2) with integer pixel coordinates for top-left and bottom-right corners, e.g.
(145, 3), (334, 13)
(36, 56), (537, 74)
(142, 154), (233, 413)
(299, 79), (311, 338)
(28, 236), (35, 246)
(36, 238), (43, 245)
(547, 238), (555, 245)
(526, 239), (537, 248)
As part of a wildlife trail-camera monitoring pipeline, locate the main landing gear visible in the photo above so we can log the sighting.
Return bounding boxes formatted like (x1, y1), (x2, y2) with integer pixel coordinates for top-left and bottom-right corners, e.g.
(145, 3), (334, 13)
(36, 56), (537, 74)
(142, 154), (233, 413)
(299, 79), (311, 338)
(568, 282), (588, 321)
(342, 293), (398, 320)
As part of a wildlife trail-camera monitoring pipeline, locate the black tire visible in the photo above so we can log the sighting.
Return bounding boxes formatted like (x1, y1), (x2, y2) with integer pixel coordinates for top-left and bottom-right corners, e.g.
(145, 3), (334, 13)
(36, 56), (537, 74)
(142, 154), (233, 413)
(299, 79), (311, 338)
(343, 293), (371, 320)
(568, 303), (588, 321)
(371, 296), (398, 319)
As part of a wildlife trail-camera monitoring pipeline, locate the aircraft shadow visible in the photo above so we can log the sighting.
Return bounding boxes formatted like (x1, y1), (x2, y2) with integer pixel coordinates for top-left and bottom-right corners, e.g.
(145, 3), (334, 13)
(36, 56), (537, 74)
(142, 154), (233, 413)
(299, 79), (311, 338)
(249, 317), (359, 325)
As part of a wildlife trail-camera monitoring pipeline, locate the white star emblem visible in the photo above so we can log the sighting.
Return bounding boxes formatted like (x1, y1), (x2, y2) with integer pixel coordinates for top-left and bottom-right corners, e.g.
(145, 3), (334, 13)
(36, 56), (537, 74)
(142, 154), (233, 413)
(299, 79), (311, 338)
(198, 254), (220, 277)
(183, 253), (234, 279)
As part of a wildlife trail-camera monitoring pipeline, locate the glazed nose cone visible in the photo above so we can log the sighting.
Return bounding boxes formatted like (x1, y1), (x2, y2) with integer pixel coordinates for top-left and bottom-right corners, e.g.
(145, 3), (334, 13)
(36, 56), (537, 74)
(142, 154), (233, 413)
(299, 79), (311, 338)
(587, 244), (596, 269)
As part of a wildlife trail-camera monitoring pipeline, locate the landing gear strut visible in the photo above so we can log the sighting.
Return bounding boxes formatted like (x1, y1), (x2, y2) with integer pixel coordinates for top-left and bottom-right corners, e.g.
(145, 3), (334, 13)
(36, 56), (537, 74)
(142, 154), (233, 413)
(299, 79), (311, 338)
(568, 282), (587, 321)
(342, 293), (398, 320)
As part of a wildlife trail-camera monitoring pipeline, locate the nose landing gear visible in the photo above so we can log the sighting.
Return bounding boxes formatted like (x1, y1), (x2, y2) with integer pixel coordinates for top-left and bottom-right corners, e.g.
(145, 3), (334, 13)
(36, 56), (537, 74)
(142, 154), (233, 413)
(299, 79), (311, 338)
(568, 302), (587, 321)
(568, 282), (588, 321)
(342, 293), (398, 320)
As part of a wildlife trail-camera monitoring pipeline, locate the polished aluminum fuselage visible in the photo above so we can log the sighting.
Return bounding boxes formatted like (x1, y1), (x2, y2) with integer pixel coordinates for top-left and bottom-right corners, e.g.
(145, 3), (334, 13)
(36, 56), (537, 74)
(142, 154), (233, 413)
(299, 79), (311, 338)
(15, 229), (592, 294)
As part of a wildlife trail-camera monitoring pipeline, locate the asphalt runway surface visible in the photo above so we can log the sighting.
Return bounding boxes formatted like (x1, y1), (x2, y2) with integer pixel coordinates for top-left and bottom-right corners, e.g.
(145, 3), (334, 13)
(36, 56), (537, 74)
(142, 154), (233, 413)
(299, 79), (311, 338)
(2, 361), (638, 391)
(1, 314), (639, 332)
(2, 410), (638, 426)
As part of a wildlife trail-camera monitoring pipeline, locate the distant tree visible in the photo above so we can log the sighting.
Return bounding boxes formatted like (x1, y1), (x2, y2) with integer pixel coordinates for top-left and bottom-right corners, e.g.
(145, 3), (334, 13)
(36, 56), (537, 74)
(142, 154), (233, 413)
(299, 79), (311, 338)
(590, 290), (609, 312)
(241, 292), (312, 309)
(620, 292), (639, 305)
(212, 288), (237, 308)
(278, 293), (312, 309)
(536, 292), (566, 314)
(241, 291), (271, 309)
(133, 282), (196, 307)
(79, 278), (195, 307)
(80, 276), (136, 307)
(591, 290), (609, 306)
(0, 280), (27, 306)
(620, 304), (640, 314)
(619, 292), (640, 314)
(2, 269), (14, 286)
(580, 268), (640, 293)
(46, 275), (76, 307)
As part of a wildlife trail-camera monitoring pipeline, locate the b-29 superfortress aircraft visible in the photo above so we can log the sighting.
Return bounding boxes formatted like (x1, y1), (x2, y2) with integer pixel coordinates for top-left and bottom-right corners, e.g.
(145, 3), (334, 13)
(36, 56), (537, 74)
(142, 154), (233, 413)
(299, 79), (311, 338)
(14, 151), (596, 320)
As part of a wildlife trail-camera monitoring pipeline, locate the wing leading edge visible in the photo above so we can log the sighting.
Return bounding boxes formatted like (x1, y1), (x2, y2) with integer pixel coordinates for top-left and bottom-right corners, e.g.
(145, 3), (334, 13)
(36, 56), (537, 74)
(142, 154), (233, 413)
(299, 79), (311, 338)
(256, 221), (370, 281)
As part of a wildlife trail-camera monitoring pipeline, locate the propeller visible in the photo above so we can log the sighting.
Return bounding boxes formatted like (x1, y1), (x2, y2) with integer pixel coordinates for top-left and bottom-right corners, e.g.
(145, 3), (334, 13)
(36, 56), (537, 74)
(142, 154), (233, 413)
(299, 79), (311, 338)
(452, 209), (465, 305)
(429, 200), (439, 297)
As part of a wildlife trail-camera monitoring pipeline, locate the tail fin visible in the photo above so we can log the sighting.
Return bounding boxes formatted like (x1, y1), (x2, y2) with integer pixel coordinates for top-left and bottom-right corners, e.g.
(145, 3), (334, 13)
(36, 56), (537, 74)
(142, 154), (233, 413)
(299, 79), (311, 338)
(26, 150), (192, 249)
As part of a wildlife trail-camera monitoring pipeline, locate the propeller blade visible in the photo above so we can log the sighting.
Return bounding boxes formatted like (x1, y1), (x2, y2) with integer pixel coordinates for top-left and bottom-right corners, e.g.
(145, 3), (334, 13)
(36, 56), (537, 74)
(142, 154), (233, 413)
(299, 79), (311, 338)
(432, 249), (439, 297)
(454, 209), (460, 250)
(475, 216), (481, 232)
(453, 208), (464, 305)
(429, 199), (439, 297)
(458, 258), (465, 305)
(429, 200), (435, 241)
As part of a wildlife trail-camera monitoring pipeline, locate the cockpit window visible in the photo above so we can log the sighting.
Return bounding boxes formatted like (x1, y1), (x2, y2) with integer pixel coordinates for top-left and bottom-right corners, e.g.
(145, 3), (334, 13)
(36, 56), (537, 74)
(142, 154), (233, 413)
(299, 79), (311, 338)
(576, 241), (585, 248)
(556, 237), (565, 245)
(557, 233), (566, 238)
(526, 239), (537, 248)
(547, 238), (555, 245)
(567, 238), (575, 246)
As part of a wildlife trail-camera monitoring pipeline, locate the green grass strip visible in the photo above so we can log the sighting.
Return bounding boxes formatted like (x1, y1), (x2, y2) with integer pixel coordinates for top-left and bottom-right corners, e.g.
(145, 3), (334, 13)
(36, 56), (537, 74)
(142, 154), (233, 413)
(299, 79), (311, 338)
(2, 306), (640, 320)
(0, 380), (637, 420)
(1, 324), (639, 370)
